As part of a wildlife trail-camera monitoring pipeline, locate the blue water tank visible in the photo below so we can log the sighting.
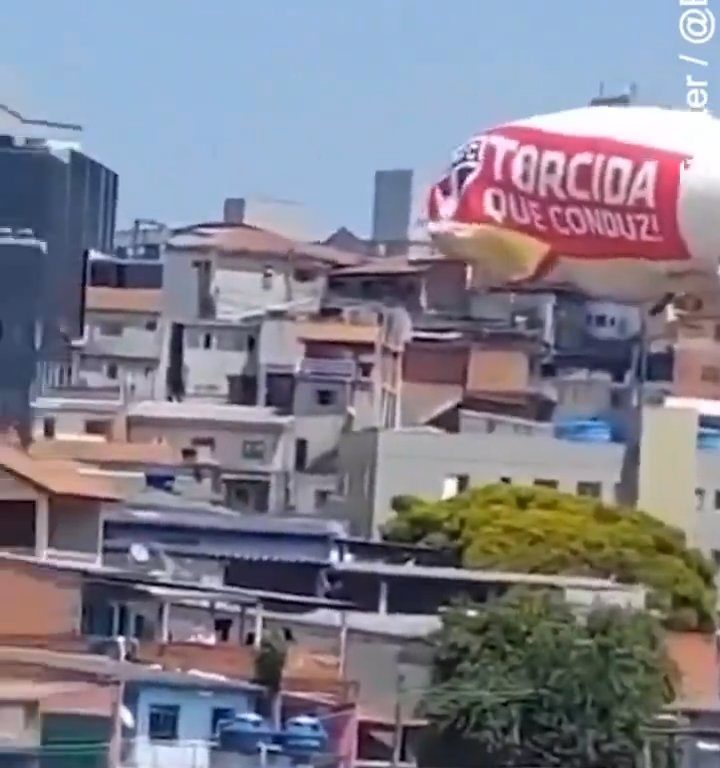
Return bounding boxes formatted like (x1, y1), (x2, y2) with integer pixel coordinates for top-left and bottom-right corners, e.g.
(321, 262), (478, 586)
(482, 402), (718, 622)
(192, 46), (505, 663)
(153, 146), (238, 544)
(698, 428), (720, 451)
(218, 713), (280, 754)
(280, 715), (328, 757)
(554, 419), (612, 443)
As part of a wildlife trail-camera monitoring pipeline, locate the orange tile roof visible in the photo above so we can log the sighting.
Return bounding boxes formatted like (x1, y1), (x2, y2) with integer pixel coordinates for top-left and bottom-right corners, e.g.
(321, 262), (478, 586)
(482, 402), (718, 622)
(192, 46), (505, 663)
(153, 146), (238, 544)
(85, 287), (161, 315)
(28, 440), (181, 467)
(666, 631), (720, 706)
(0, 445), (123, 501)
(296, 321), (380, 345)
(170, 223), (361, 267)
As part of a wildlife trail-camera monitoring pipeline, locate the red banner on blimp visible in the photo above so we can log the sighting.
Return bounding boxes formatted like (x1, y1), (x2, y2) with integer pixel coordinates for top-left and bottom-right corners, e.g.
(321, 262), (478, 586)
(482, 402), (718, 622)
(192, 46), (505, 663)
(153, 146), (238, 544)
(429, 125), (691, 262)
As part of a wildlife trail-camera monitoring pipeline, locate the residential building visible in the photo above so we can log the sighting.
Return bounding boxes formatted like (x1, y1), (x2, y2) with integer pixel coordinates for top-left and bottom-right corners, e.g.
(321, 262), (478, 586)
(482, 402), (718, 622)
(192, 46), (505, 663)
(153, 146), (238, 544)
(126, 401), (296, 514)
(0, 674), (117, 768)
(179, 316), (262, 403)
(80, 287), (162, 399)
(0, 446), (119, 567)
(157, 217), (361, 402)
(333, 405), (720, 548)
(324, 255), (467, 316)
(124, 675), (261, 768)
(30, 388), (126, 442)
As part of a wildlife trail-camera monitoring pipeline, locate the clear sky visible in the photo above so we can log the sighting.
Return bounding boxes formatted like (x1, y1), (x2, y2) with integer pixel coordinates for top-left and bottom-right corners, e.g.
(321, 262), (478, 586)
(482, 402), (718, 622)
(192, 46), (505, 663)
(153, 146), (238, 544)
(0, 0), (712, 236)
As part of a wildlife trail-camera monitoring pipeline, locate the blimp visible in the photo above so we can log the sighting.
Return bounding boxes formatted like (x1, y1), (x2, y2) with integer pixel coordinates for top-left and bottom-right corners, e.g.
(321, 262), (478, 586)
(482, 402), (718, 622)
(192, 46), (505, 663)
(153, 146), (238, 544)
(427, 106), (720, 311)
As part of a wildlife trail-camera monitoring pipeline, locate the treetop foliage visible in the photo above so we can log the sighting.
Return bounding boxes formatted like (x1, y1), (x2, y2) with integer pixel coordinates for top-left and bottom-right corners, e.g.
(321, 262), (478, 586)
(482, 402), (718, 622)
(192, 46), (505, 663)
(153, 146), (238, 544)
(418, 590), (677, 768)
(383, 484), (717, 631)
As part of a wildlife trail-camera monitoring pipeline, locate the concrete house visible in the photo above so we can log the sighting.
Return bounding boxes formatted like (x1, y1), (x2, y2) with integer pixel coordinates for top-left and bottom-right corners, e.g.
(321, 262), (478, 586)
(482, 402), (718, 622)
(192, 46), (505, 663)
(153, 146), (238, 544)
(126, 401), (295, 514)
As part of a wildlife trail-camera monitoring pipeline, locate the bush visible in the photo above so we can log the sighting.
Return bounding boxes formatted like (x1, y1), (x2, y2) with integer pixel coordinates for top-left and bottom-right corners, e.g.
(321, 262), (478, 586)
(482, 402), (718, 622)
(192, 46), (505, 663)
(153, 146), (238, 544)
(382, 484), (716, 630)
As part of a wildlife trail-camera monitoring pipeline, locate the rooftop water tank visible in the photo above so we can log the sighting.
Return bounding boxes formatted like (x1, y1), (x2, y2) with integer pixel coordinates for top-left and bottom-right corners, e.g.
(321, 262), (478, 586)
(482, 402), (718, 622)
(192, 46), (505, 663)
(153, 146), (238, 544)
(554, 419), (612, 444)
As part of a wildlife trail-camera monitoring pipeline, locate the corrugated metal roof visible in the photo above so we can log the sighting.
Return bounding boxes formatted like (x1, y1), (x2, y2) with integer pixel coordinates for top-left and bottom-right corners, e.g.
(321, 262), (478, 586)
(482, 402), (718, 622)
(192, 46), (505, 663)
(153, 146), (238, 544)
(332, 560), (644, 592)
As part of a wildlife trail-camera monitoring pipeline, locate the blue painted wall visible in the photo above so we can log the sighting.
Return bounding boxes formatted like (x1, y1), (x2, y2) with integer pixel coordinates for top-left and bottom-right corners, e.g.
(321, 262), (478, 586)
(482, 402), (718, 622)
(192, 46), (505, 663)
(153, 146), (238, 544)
(125, 683), (260, 768)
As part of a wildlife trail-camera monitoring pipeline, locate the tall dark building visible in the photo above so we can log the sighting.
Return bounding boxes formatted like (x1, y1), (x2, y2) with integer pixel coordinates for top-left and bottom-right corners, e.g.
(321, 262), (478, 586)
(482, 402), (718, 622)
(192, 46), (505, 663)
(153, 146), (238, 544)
(0, 131), (118, 346)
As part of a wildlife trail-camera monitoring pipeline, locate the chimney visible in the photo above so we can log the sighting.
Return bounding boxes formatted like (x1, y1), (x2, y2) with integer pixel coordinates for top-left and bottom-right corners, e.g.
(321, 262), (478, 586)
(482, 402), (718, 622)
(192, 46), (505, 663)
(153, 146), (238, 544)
(223, 198), (246, 225)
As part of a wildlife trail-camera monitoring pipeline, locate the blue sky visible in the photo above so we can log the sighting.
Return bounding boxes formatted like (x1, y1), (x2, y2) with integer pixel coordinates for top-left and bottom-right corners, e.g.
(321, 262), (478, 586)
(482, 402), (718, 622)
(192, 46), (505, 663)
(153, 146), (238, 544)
(0, 1), (711, 235)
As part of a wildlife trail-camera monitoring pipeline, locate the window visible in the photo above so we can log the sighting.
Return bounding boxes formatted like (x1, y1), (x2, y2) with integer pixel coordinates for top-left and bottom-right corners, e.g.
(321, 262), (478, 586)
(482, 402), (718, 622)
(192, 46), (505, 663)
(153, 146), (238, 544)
(242, 439), (265, 461)
(696, 488), (706, 512)
(98, 322), (123, 337)
(145, 319), (158, 331)
(85, 420), (111, 437)
(247, 335), (256, 353)
(212, 708), (235, 737)
(316, 389), (336, 406)
(714, 490), (720, 512)
(358, 362), (373, 378)
(315, 489), (331, 509)
(43, 418), (55, 439)
(295, 439), (308, 471)
(534, 479), (558, 489)
(701, 366), (720, 384)
(577, 481), (602, 498)
(148, 704), (179, 741)
(106, 362), (118, 380)
(202, 333), (213, 350)
(457, 474), (470, 493)
(191, 437), (216, 450)
(595, 314), (607, 327)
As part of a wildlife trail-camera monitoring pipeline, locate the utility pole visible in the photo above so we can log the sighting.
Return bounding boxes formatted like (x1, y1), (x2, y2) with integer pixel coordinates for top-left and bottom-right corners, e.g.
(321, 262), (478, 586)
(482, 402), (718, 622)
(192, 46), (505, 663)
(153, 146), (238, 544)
(391, 672), (405, 767)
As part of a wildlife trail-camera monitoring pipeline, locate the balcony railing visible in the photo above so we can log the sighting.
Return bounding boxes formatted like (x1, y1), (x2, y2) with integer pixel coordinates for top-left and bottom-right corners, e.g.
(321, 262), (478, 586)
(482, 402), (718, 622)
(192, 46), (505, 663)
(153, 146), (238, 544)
(299, 358), (357, 382)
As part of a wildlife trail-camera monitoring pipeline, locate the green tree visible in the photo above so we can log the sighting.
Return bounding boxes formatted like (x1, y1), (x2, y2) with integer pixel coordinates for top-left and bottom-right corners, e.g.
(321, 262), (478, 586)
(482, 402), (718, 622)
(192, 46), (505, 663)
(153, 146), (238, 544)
(383, 485), (716, 630)
(253, 630), (288, 727)
(418, 590), (677, 768)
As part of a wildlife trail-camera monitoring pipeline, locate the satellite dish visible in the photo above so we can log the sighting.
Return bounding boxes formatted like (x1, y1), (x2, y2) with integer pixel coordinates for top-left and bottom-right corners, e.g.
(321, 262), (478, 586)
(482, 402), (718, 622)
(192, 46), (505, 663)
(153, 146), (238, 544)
(129, 543), (150, 564)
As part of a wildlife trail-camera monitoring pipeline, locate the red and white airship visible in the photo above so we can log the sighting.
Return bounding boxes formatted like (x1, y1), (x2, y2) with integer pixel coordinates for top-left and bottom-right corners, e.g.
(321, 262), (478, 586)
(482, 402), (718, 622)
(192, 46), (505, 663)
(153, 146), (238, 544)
(427, 106), (720, 308)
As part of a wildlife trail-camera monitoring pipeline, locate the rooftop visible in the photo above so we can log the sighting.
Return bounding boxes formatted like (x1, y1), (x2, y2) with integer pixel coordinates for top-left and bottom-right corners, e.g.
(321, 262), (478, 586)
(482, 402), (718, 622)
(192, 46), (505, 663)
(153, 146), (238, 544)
(28, 440), (187, 467)
(330, 255), (428, 277)
(332, 560), (645, 593)
(126, 401), (293, 426)
(167, 223), (361, 268)
(296, 320), (380, 346)
(0, 445), (123, 501)
(85, 287), (161, 315)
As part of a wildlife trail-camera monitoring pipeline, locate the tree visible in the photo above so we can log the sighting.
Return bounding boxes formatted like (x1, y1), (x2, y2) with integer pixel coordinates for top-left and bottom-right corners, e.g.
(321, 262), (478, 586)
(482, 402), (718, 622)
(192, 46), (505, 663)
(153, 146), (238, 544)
(418, 590), (677, 768)
(382, 484), (716, 631)
(253, 630), (288, 727)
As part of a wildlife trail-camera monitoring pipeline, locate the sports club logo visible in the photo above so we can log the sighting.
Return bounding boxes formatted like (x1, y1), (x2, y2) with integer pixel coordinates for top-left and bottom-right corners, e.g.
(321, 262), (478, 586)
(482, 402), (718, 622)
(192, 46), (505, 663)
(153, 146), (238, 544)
(433, 136), (484, 220)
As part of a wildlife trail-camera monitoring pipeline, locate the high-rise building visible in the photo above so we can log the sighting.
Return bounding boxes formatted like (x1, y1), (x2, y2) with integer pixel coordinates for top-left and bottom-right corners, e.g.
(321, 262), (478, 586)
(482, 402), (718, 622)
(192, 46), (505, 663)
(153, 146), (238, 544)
(371, 169), (413, 252)
(0, 106), (118, 347)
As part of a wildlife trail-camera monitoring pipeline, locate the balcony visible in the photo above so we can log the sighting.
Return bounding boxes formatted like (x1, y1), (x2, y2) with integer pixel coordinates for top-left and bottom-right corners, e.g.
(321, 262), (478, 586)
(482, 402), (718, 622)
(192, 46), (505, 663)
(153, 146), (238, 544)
(2, 634), (356, 704)
(134, 642), (356, 702)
